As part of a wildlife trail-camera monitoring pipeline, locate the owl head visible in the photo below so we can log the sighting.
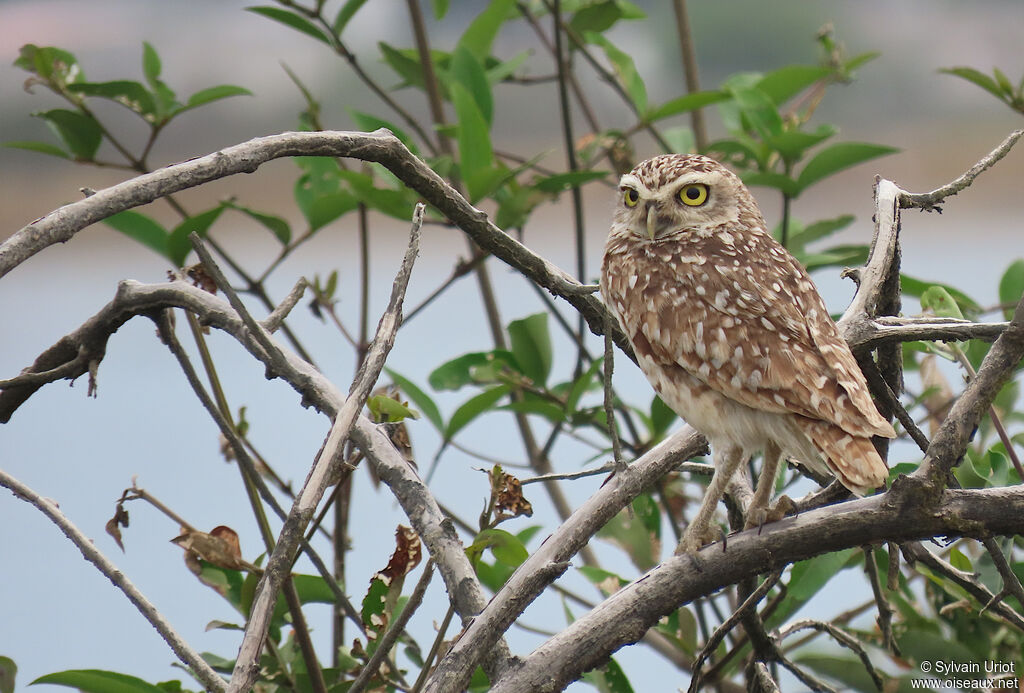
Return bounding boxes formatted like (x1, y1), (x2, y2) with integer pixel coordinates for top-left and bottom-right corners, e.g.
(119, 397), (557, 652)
(612, 154), (751, 241)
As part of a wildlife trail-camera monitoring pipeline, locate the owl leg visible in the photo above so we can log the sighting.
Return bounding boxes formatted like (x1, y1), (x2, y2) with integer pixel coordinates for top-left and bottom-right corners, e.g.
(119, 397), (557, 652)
(745, 441), (782, 529)
(675, 444), (744, 555)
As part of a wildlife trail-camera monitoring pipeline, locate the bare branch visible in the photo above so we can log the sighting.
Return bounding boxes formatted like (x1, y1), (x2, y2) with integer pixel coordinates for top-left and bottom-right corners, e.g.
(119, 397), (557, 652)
(0, 467), (226, 693)
(228, 205), (423, 692)
(900, 129), (1023, 210)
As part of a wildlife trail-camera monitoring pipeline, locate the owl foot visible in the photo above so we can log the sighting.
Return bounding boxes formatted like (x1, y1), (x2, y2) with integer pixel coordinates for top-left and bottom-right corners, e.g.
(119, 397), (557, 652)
(675, 521), (723, 555)
(744, 494), (796, 531)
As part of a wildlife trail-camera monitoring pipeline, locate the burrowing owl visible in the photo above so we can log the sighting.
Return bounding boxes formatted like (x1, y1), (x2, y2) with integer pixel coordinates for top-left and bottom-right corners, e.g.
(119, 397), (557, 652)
(600, 154), (896, 553)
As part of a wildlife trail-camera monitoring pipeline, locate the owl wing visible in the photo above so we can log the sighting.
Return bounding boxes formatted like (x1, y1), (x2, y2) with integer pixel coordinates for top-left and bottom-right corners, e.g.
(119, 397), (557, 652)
(606, 233), (895, 440)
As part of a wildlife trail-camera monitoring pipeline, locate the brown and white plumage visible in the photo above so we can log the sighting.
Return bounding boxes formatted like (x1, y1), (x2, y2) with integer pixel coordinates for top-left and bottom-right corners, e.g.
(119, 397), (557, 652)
(600, 154), (895, 552)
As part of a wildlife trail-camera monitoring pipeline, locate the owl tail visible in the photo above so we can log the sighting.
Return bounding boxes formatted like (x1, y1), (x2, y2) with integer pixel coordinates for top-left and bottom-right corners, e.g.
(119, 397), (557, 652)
(793, 419), (890, 496)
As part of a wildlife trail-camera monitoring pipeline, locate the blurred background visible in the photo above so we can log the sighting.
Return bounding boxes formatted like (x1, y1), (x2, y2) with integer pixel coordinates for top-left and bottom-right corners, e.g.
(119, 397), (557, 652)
(1, 0), (1022, 691)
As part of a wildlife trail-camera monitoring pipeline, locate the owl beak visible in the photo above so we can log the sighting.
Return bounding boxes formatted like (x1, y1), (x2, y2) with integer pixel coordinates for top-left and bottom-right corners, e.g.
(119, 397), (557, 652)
(645, 204), (673, 240)
(645, 205), (657, 240)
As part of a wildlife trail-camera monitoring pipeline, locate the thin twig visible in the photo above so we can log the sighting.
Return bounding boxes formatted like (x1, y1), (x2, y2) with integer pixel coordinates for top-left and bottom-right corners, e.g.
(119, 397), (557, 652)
(520, 460), (715, 485)
(0, 467), (227, 693)
(900, 129), (1023, 210)
(687, 570), (783, 693)
(862, 546), (900, 656)
(603, 310), (626, 470)
(981, 536), (1024, 611)
(775, 619), (884, 691)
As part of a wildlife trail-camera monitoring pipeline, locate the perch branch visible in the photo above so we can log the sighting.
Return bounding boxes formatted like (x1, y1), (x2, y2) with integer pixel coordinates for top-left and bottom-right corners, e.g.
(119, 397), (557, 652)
(0, 467), (226, 693)
(487, 485), (1024, 693)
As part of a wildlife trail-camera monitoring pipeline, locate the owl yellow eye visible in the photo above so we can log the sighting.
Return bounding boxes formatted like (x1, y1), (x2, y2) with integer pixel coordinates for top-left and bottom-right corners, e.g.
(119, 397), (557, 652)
(679, 184), (709, 207)
(623, 188), (639, 208)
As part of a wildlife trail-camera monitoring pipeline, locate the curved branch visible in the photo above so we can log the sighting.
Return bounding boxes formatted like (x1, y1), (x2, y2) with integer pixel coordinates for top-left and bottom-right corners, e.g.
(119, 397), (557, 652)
(488, 485), (1024, 693)
(0, 129), (631, 359)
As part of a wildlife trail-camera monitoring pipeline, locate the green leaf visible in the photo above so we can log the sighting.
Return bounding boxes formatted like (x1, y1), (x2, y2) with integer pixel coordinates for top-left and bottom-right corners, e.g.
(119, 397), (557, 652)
(998, 259), (1024, 320)
(428, 350), (516, 391)
(458, 0), (515, 62)
(499, 395), (565, 423)
(15, 44), (83, 85)
(141, 41), (161, 85)
(792, 214), (854, 249)
(645, 91), (730, 123)
(296, 188), (357, 233)
(584, 33), (648, 115)
(533, 170), (609, 193)
(168, 206), (226, 266)
(472, 528), (528, 567)
(795, 654), (899, 693)
(333, 0), (369, 33)
(431, 0), (450, 20)
(741, 170), (800, 197)
(35, 109), (102, 160)
(726, 84), (783, 139)
(508, 313), (552, 385)
(227, 203), (291, 244)
(32, 670), (166, 693)
(335, 169), (415, 220)
(385, 368), (444, 433)
(800, 244), (868, 273)
(378, 42), (425, 89)
(649, 395), (677, 439)
(902, 274), (981, 315)
(368, 394), (420, 422)
(67, 80), (157, 116)
(104, 211), (170, 259)
(920, 285), (964, 320)
(3, 140), (70, 159)
(940, 66), (1006, 101)
(566, 357), (604, 414)
(0, 656), (15, 693)
(181, 85), (252, 112)
(486, 50), (530, 85)
(569, 1), (643, 33)
(949, 545), (973, 572)
(756, 65), (830, 106)
(446, 385), (511, 439)
(246, 6), (331, 45)
(796, 141), (898, 191)
(348, 109), (419, 155)
(290, 573), (337, 605)
(450, 81), (495, 201)
(764, 124), (836, 164)
(449, 45), (494, 125)
(577, 565), (629, 591)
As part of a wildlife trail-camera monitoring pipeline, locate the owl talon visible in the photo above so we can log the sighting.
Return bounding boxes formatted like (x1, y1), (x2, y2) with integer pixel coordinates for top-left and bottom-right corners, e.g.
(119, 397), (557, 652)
(745, 494), (796, 532)
(675, 523), (722, 555)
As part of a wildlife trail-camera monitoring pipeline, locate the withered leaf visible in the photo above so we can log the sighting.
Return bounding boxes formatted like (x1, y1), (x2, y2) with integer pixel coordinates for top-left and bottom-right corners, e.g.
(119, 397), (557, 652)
(172, 525), (260, 574)
(490, 465), (533, 522)
(186, 263), (217, 294)
(377, 525), (422, 582)
(105, 504), (130, 552)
